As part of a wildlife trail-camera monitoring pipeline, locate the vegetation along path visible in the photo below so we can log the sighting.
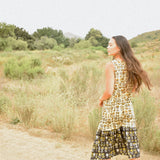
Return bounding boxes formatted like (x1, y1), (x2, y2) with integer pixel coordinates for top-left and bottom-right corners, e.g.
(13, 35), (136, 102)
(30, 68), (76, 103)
(0, 122), (160, 160)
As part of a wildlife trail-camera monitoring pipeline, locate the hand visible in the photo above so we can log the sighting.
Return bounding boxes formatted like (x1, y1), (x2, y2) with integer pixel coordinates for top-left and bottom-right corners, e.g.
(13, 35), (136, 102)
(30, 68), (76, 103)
(99, 98), (103, 107)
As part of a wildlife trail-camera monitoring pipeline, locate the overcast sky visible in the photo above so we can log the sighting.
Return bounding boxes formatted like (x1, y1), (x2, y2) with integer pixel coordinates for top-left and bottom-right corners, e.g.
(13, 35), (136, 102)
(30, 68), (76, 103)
(0, 0), (160, 39)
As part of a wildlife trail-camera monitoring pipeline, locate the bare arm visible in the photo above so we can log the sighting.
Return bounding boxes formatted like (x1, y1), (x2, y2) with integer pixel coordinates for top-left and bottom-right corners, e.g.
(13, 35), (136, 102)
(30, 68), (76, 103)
(99, 62), (114, 106)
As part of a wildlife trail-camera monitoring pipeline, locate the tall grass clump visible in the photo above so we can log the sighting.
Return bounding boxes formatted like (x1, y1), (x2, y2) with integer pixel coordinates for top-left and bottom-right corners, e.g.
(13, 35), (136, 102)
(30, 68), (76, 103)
(52, 105), (75, 139)
(4, 57), (44, 80)
(16, 105), (35, 127)
(0, 94), (11, 114)
(55, 64), (103, 137)
(58, 64), (102, 107)
(88, 108), (102, 139)
(133, 89), (160, 153)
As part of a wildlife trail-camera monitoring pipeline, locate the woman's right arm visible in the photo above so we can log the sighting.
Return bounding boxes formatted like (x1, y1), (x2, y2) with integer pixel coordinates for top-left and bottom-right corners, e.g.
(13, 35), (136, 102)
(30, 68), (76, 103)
(99, 62), (114, 106)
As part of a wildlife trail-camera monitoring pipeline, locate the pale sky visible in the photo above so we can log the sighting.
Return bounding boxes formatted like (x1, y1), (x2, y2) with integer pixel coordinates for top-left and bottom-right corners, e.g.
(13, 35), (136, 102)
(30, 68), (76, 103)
(0, 0), (160, 39)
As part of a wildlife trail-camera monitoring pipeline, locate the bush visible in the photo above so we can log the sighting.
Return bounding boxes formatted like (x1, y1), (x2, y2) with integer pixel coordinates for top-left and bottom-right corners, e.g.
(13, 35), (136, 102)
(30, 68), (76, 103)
(34, 36), (57, 50)
(0, 38), (8, 51)
(6, 37), (28, 50)
(4, 57), (44, 80)
(89, 37), (99, 46)
(74, 40), (92, 49)
(12, 39), (28, 50)
(131, 41), (138, 48)
(0, 37), (28, 51)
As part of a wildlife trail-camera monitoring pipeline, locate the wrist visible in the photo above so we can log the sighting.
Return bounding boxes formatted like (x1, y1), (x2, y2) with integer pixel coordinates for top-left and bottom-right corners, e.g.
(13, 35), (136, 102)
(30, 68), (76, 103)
(99, 97), (104, 101)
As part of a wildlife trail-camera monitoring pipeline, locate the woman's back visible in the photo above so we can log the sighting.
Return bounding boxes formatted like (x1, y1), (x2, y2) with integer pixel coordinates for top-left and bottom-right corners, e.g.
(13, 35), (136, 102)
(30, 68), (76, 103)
(99, 59), (136, 131)
(107, 58), (133, 104)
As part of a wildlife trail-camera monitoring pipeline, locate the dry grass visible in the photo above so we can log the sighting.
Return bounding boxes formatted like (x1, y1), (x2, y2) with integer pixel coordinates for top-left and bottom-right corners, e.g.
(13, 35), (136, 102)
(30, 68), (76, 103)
(0, 46), (159, 154)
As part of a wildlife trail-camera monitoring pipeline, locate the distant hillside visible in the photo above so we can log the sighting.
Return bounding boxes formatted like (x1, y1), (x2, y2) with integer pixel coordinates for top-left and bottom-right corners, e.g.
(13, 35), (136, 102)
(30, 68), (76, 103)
(64, 32), (82, 39)
(130, 30), (160, 43)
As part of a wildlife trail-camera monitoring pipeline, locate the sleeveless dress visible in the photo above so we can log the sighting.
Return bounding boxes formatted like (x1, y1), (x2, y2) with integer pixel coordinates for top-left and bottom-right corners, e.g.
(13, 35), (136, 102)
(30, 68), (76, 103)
(90, 59), (140, 160)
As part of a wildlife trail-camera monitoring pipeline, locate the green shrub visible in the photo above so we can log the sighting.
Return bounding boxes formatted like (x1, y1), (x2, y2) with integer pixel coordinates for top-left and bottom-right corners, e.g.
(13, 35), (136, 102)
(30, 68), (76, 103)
(7, 37), (28, 50)
(74, 40), (92, 49)
(4, 57), (44, 80)
(89, 37), (99, 46)
(0, 38), (8, 51)
(34, 36), (57, 50)
(130, 41), (138, 48)
(13, 39), (28, 50)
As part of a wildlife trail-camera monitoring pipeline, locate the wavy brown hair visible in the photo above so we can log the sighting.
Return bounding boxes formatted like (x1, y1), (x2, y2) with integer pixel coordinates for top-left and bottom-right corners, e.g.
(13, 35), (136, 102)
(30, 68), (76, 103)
(112, 35), (152, 92)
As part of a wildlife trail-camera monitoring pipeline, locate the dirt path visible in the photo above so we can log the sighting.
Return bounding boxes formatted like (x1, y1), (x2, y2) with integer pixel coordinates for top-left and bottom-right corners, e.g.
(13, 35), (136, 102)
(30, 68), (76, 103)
(0, 122), (159, 160)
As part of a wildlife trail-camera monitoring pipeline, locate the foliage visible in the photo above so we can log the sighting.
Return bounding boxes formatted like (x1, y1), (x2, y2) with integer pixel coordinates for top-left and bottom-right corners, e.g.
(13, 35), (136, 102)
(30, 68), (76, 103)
(14, 26), (33, 41)
(85, 28), (109, 47)
(130, 41), (138, 48)
(85, 28), (103, 41)
(89, 46), (108, 54)
(12, 39), (28, 50)
(0, 38), (8, 51)
(67, 38), (77, 47)
(33, 27), (66, 45)
(34, 36), (57, 50)
(27, 39), (36, 50)
(7, 37), (28, 50)
(130, 29), (160, 43)
(67, 38), (82, 48)
(0, 37), (28, 51)
(74, 40), (92, 49)
(89, 36), (99, 46)
(0, 22), (15, 38)
(4, 57), (44, 80)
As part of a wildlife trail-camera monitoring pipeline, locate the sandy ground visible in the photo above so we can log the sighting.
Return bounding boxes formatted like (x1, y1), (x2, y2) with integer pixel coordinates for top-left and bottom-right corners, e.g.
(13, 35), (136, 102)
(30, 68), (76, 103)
(0, 122), (160, 160)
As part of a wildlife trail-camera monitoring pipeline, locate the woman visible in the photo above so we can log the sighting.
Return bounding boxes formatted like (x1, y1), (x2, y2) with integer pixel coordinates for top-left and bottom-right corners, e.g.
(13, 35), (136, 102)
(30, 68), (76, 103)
(90, 35), (152, 160)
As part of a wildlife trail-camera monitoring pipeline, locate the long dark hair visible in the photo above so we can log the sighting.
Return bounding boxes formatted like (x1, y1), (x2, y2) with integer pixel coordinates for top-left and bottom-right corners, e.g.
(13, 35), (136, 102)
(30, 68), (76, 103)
(112, 35), (152, 92)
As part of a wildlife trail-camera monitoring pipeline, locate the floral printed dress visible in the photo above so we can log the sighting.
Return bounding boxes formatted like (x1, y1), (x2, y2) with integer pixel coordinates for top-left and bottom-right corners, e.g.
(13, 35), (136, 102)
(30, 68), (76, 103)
(90, 59), (140, 160)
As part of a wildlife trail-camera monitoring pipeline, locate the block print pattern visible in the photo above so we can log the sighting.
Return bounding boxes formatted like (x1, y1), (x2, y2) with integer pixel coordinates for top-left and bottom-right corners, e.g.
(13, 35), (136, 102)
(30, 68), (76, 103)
(90, 59), (140, 159)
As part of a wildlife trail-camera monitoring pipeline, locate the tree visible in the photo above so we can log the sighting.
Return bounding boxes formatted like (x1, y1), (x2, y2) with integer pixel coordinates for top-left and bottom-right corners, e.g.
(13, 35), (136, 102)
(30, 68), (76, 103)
(63, 38), (70, 48)
(89, 37), (99, 46)
(14, 26), (33, 41)
(85, 28), (103, 41)
(85, 28), (109, 47)
(0, 22), (15, 38)
(100, 36), (109, 48)
(33, 27), (66, 45)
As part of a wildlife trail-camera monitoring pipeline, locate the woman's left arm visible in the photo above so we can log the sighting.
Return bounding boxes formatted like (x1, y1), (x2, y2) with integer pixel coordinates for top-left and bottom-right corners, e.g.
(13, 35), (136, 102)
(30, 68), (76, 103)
(99, 62), (114, 106)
